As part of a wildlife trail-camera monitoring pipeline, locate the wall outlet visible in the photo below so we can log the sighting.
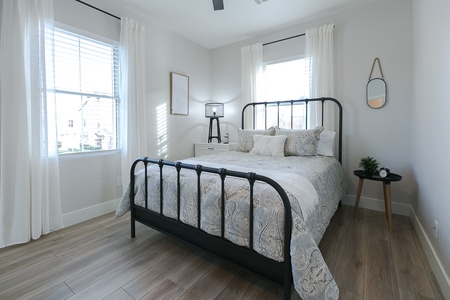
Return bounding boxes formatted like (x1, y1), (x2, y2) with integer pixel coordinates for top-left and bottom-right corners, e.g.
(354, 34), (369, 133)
(433, 220), (439, 240)
(117, 176), (122, 186)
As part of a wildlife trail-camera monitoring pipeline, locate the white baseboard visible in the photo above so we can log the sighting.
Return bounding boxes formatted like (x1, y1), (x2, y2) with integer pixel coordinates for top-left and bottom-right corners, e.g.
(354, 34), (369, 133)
(62, 198), (120, 227)
(410, 207), (450, 299)
(343, 194), (450, 298)
(342, 194), (411, 216)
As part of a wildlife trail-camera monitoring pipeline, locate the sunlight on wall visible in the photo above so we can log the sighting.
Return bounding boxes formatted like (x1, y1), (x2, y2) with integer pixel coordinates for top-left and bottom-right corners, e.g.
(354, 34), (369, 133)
(156, 103), (168, 158)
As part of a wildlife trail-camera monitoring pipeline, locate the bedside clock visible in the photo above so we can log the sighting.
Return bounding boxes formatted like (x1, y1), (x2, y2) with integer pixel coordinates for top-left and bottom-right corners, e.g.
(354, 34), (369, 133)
(379, 167), (390, 178)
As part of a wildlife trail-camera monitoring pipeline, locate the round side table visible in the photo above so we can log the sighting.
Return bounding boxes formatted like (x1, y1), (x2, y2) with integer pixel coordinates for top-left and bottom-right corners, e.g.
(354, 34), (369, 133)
(353, 170), (402, 232)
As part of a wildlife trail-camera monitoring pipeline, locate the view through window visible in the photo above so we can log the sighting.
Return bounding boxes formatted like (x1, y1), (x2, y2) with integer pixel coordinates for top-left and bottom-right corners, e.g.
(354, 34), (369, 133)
(256, 58), (309, 129)
(49, 28), (120, 154)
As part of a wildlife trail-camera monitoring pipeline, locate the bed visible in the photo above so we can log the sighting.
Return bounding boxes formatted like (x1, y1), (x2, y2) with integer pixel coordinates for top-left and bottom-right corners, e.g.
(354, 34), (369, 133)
(116, 98), (347, 300)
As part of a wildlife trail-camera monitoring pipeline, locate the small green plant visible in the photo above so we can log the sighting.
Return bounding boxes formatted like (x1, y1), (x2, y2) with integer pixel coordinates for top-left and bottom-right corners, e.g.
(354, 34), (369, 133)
(359, 156), (379, 175)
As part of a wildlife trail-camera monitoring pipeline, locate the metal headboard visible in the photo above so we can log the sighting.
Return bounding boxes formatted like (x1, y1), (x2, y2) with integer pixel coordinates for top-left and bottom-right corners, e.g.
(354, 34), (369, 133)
(241, 97), (343, 164)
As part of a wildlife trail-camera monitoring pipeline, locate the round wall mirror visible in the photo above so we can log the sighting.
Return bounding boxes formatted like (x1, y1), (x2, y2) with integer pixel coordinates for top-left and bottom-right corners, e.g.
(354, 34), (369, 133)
(366, 78), (387, 109)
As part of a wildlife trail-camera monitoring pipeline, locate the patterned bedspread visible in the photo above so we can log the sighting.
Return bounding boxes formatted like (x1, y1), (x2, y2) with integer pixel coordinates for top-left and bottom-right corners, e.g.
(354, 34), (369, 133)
(115, 151), (347, 299)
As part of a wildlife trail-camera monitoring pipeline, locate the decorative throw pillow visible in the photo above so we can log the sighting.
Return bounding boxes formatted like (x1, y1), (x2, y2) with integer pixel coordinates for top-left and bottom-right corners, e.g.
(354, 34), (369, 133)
(317, 130), (336, 157)
(249, 135), (287, 157)
(236, 127), (275, 152)
(275, 126), (324, 156)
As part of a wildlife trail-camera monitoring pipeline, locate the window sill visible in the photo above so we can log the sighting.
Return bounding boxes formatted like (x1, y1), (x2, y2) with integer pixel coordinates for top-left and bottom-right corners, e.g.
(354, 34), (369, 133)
(58, 149), (121, 161)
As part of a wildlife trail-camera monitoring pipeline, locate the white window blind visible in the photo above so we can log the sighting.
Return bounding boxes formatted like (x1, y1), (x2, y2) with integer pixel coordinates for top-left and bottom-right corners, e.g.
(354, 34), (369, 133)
(49, 28), (120, 153)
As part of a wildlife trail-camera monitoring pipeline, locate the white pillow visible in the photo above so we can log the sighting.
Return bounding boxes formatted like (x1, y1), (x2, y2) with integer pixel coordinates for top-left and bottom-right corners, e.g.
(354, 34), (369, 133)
(249, 135), (287, 157)
(317, 130), (336, 157)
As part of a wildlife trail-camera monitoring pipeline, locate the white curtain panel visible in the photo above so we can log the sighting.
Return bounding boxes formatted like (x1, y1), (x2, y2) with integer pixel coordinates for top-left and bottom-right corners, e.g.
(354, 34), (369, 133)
(120, 17), (148, 190)
(305, 24), (335, 130)
(241, 43), (263, 129)
(0, 0), (63, 248)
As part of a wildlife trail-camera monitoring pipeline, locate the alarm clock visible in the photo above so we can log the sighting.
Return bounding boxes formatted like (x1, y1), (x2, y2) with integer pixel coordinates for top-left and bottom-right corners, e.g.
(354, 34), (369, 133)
(379, 167), (390, 178)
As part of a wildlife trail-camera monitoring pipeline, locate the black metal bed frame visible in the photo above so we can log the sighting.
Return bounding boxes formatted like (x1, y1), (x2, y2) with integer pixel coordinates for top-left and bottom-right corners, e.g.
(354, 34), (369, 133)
(129, 98), (343, 300)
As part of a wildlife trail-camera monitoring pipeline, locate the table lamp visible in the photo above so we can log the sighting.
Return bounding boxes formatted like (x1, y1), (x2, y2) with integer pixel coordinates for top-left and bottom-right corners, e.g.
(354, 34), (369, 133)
(205, 103), (224, 143)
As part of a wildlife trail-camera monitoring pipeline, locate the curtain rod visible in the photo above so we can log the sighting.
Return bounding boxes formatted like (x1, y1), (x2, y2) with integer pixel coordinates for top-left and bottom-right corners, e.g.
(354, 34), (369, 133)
(263, 33), (305, 46)
(263, 25), (335, 46)
(75, 0), (121, 20)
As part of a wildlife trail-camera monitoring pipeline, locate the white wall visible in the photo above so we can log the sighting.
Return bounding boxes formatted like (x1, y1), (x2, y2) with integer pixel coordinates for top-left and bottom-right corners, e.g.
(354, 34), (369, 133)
(55, 0), (212, 226)
(412, 0), (450, 296)
(212, 0), (414, 210)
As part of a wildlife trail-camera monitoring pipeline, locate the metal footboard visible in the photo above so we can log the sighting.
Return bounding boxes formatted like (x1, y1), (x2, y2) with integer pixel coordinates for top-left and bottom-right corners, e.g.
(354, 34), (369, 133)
(129, 157), (293, 300)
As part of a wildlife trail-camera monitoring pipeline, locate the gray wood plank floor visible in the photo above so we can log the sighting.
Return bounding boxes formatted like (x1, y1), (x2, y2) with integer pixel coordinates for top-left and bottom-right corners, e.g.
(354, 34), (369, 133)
(0, 205), (445, 299)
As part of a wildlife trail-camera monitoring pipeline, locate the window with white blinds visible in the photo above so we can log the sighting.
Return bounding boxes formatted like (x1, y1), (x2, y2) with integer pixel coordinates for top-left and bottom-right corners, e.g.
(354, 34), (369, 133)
(49, 28), (120, 154)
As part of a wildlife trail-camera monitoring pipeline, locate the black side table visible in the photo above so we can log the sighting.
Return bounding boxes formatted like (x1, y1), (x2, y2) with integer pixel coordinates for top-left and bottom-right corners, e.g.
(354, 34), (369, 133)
(353, 170), (402, 232)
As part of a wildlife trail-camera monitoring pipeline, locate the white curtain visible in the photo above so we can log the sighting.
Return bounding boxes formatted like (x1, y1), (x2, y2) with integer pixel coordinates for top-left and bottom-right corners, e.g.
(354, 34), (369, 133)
(120, 17), (148, 190)
(305, 23), (335, 129)
(241, 43), (263, 128)
(0, 0), (63, 248)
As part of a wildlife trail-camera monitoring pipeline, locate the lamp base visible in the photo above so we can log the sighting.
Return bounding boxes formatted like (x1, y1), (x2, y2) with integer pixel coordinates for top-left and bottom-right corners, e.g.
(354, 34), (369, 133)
(208, 117), (221, 143)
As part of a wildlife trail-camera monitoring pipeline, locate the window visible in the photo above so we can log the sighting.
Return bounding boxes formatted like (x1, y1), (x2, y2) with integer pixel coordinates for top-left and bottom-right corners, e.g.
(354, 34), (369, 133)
(49, 28), (120, 154)
(255, 58), (309, 129)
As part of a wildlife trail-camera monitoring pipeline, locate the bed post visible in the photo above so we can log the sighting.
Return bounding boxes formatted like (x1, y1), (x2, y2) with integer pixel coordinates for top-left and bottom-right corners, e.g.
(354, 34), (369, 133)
(131, 216), (136, 238)
(130, 158), (144, 239)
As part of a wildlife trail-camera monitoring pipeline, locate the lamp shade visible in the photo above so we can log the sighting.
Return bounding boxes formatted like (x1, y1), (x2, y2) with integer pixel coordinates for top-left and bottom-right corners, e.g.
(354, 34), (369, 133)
(205, 103), (224, 118)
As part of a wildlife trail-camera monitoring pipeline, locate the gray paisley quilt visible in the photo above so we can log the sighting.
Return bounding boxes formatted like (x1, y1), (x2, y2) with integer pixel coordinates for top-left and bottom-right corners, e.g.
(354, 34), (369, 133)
(116, 151), (347, 299)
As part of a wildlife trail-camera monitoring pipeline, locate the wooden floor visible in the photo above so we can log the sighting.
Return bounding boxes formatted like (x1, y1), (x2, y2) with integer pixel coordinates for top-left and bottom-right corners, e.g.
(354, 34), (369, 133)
(0, 205), (445, 300)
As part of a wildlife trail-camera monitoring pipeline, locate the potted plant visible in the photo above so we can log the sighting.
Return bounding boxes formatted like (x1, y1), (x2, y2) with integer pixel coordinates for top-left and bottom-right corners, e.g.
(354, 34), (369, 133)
(359, 156), (379, 176)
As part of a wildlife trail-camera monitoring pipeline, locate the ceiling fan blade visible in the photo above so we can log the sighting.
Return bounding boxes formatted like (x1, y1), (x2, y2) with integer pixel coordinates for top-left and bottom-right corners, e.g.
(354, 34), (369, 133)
(212, 0), (224, 11)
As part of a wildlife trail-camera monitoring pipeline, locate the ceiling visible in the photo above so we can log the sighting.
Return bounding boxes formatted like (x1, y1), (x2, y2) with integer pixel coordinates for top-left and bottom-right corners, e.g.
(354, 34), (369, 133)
(115, 0), (383, 49)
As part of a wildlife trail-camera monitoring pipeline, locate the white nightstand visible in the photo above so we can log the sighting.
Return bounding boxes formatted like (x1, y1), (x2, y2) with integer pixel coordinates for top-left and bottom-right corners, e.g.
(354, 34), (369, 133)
(194, 142), (237, 157)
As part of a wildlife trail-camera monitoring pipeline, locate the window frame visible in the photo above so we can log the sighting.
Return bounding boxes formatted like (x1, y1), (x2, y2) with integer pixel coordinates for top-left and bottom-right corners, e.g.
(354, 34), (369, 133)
(255, 56), (309, 129)
(50, 24), (121, 155)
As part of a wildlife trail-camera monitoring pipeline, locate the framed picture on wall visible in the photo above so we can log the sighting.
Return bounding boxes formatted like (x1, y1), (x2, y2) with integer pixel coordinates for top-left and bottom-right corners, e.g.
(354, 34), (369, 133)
(170, 72), (189, 115)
